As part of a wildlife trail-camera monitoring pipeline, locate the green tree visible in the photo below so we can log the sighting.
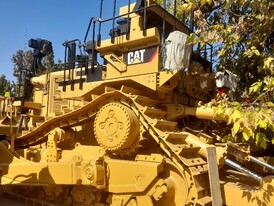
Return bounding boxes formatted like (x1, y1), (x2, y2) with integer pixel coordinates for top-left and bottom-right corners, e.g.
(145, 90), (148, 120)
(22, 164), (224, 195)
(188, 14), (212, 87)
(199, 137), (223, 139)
(157, 0), (274, 148)
(43, 51), (55, 71)
(53, 59), (65, 72)
(11, 50), (33, 97)
(43, 51), (64, 72)
(11, 50), (33, 80)
(157, 0), (273, 89)
(11, 48), (63, 97)
(0, 74), (11, 96)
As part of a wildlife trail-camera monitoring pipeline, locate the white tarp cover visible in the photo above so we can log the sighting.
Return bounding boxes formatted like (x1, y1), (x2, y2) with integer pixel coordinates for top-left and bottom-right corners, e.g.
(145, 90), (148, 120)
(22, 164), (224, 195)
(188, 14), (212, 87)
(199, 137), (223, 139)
(215, 70), (239, 93)
(215, 70), (239, 99)
(163, 31), (192, 71)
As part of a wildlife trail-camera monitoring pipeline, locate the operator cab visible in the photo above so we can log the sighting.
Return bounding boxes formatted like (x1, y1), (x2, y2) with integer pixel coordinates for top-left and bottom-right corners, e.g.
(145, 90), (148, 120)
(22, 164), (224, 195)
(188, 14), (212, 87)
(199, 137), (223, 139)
(62, 0), (212, 88)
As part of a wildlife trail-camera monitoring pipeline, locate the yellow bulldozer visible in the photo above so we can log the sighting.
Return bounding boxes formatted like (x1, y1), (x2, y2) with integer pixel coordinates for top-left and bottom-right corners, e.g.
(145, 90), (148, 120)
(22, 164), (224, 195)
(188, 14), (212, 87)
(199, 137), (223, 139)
(0, 0), (274, 205)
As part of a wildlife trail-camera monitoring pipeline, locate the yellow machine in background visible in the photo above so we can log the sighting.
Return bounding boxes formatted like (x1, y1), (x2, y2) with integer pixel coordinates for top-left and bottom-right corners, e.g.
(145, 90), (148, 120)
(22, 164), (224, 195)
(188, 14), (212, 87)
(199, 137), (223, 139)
(1, 0), (274, 205)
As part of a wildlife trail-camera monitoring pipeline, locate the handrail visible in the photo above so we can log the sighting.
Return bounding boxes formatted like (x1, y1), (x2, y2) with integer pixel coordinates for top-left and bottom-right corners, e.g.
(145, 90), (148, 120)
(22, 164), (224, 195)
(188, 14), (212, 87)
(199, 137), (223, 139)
(82, 0), (213, 69)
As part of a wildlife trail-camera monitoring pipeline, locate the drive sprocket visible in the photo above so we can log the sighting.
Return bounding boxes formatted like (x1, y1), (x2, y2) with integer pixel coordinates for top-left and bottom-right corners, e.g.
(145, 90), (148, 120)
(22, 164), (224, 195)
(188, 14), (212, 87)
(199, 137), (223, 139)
(94, 102), (140, 154)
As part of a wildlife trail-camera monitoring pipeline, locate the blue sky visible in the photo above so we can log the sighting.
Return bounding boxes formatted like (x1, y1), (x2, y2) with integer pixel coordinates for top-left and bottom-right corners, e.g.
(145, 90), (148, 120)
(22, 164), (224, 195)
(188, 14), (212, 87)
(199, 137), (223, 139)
(0, 0), (130, 81)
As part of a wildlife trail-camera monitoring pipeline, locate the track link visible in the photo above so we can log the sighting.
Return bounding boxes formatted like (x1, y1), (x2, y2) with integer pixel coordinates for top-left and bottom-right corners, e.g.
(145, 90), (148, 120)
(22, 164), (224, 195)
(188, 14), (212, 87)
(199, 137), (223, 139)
(14, 87), (211, 205)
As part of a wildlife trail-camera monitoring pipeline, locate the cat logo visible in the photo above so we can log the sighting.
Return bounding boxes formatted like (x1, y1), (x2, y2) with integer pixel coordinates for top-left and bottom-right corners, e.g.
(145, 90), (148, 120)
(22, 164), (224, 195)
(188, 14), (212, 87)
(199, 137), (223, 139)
(124, 46), (157, 65)
(127, 49), (145, 65)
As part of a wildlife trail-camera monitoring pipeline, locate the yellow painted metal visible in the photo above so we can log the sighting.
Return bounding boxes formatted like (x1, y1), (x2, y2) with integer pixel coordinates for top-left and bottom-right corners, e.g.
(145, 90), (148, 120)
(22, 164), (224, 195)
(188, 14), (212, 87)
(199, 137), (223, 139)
(158, 70), (182, 89)
(0, 142), (106, 188)
(152, 159), (189, 206)
(106, 158), (161, 193)
(97, 28), (160, 57)
(22, 101), (42, 110)
(105, 54), (159, 79)
(97, 2), (160, 80)
(164, 104), (230, 121)
(30, 76), (46, 88)
(104, 53), (127, 72)
(0, 0), (274, 205)
(94, 102), (140, 153)
(220, 175), (274, 205)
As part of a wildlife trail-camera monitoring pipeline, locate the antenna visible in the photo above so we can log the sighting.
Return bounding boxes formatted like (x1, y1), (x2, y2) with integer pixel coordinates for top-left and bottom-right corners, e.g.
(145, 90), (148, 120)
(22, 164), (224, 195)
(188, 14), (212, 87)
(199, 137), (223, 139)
(24, 29), (28, 51)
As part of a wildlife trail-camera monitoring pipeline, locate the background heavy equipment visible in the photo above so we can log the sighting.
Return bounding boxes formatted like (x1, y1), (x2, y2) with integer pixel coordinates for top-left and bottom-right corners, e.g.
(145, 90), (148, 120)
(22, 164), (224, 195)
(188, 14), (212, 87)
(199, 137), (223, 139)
(0, 0), (274, 205)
